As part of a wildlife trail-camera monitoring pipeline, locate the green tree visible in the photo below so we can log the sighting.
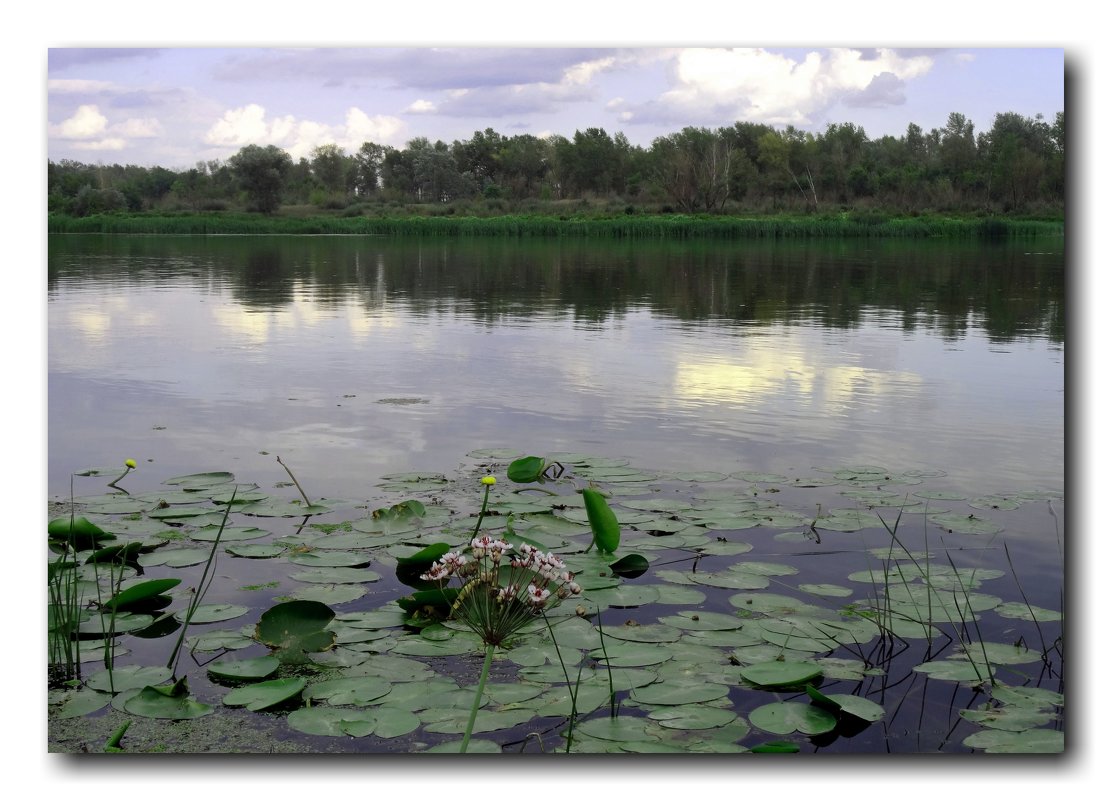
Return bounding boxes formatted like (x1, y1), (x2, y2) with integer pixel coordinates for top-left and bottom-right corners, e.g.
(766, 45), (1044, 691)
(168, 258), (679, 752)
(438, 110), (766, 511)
(228, 144), (293, 213)
(352, 142), (385, 197)
(309, 144), (349, 195)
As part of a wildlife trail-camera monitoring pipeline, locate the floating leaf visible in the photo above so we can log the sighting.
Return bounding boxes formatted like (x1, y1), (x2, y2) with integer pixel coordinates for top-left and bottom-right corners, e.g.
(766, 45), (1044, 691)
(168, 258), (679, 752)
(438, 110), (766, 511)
(608, 553), (650, 578)
(164, 472), (236, 489)
(649, 705), (737, 730)
(123, 679), (213, 720)
(86, 665), (173, 693)
(960, 706), (1056, 732)
(304, 676), (391, 706)
(994, 602), (1061, 622)
(741, 661), (823, 688)
(223, 678), (306, 711)
(226, 543), (286, 558)
(175, 603), (250, 625)
(256, 600), (337, 663)
(287, 706), (421, 739)
(962, 728), (1063, 753)
(749, 702), (837, 735)
(207, 656), (280, 682)
(629, 681), (729, 706)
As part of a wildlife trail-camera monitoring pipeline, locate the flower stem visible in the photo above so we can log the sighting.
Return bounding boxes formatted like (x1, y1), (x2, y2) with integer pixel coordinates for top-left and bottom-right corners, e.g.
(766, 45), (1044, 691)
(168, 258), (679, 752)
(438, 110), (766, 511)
(460, 642), (495, 753)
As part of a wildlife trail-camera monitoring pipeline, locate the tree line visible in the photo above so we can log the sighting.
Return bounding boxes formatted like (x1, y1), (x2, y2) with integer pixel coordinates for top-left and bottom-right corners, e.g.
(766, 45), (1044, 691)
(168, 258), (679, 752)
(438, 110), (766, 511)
(47, 110), (1064, 218)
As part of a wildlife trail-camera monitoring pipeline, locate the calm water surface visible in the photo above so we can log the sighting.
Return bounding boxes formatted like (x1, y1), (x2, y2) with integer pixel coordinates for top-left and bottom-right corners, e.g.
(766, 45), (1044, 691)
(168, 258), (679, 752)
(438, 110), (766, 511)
(46, 234), (1065, 754)
(48, 234), (1063, 502)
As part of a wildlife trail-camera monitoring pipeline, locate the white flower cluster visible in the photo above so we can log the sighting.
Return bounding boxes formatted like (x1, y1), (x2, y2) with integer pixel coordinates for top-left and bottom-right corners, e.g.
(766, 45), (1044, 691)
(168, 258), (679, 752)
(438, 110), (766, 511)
(420, 536), (582, 614)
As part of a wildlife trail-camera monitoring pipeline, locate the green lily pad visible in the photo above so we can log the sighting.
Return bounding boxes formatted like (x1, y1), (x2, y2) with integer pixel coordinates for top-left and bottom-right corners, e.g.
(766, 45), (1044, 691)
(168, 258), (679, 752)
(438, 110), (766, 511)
(290, 584), (367, 605)
(164, 472), (236, 489)
(191, 525), (270, 542)
(649, 705), (738, 730)
(175, 603), (250, 624)
(290, 567), (380, 584)
(994, 602), (1061, 622)
(138, 547), (213, 568)
(629, 681), (730, 706)
(207, 656), (281, 681)
(749, 701), (837, 735)
(86, 665), (173, 693)
(960, 706), (1056, 732)
(304, 676), (392, 706)
(927, 512), (1003, 535)
(288, 550), (371, 568)
(659, 611), (745, 631)
(256, 600), (336, 663)
(741, 660), (824, 688)
(56, 688), (112, 718)
(962, 728), (1064, 753)
(123, 679), (213, 720)
(287, 706), (421, 738)
(968, 496), (1023, 511)
(223, 677), (306, 711)
(575, 716), (655, 742)
(991, 685), (1063, 709)
(913, 658), (994, 683)
(226, 543), (286, 558)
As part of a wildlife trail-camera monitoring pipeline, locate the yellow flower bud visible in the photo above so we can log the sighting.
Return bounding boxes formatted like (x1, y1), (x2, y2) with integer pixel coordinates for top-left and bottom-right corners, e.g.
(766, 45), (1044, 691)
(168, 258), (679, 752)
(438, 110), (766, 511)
(481, 476), (496, 486)
(125, 459), (137, 469)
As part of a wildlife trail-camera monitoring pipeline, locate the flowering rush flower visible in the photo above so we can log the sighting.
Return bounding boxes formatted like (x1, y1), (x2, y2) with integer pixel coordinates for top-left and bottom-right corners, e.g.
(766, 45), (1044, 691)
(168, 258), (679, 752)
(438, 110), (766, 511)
(420, 537), (583, 646)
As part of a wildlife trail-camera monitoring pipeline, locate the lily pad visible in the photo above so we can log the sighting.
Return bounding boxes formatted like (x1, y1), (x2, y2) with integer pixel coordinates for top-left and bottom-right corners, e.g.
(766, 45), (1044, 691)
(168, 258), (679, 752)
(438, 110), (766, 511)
(648, 705), (738, 730)
(740, 661), (823, 688)
(304, 676), (392, 706)
(287, 706), (421, 739)
(222, 677), (306, 711)
(175, 603), (250, 625)
(962, 728), (1064, 753)
(86, 665), (173, 693)
(123, 679), (213, 720)
(749, 701), (837, 736)
(629, 681), (730, 706)
(207, 656), (281, 681)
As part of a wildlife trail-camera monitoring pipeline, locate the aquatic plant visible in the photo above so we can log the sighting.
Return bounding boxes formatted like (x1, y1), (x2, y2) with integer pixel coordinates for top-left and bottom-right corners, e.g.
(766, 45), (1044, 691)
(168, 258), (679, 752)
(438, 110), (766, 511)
(418, 476), (583, 751)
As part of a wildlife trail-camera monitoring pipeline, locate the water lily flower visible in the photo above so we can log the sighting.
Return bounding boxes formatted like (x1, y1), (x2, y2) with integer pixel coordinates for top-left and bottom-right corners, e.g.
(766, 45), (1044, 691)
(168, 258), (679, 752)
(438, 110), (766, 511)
(125, 459), (137, 469)
(481, 476), (496, 486)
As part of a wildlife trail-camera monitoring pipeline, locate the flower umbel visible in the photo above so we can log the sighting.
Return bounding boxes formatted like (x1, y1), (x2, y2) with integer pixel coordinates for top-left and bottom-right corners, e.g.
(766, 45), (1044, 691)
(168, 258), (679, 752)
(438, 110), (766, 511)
(422, 539), (582, 647)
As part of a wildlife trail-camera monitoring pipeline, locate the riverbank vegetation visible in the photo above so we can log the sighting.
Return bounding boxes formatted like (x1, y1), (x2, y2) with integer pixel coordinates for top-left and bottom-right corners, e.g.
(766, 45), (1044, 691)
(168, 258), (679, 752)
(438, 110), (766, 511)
(48, 109), (1064, 235)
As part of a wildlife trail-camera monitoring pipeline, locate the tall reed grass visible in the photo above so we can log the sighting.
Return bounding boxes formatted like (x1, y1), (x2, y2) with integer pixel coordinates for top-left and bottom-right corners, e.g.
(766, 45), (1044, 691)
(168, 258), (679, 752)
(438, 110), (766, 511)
(48, 212), (1064, 240)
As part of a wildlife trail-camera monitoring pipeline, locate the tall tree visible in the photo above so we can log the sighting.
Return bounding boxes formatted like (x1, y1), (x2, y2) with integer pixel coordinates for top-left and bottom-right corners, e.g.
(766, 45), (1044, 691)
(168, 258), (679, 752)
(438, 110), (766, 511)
(228, 144), (293, 213)
(309, 144), (349, 194)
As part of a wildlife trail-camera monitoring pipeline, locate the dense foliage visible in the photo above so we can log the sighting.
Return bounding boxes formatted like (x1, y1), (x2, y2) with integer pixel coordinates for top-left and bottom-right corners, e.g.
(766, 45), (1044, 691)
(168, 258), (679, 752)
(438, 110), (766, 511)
(47, 110), (1064, 219)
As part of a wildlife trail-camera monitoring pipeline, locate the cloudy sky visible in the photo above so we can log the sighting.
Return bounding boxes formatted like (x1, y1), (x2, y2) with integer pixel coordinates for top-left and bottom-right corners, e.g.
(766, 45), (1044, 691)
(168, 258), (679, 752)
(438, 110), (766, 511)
(46, 45), (1063, 168)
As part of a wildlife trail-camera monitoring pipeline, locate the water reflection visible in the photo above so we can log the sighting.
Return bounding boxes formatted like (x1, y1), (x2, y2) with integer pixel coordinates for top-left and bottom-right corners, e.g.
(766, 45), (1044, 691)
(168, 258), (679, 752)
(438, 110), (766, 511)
(47, 234), (1064, 503)
(48, 235), (1064, 343)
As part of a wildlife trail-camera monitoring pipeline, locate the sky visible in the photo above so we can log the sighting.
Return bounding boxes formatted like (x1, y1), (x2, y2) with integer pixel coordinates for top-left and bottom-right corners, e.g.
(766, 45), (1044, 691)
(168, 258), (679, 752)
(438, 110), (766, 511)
(46, 45), (1064, 169)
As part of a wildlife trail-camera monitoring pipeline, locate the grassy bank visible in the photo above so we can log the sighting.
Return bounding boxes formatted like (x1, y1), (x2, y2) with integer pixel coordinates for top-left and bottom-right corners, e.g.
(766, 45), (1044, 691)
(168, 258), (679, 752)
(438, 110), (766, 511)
(47, 211), (1064, 239)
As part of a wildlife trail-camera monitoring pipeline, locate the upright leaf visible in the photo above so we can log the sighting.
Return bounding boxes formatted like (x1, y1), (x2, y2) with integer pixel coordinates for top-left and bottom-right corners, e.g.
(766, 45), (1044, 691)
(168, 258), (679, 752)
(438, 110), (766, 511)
(583, 488), (621, 553)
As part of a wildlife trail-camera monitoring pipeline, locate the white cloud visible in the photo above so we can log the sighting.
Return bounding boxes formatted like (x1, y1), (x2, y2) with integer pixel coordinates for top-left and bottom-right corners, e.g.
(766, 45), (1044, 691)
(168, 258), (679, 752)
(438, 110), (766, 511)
(564, 57), (616, 85)
(405, 99), (437, 114)
(342, 108), (404, 146)
(72, 138), (126, 151)
(203, 104), (284, 147)
(624, 47), (936, 127)
(203, 103), (406, 160)
(47, 79), (117, 94)
(51, 104), (108, 139)
(111, 118), (164, 138)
